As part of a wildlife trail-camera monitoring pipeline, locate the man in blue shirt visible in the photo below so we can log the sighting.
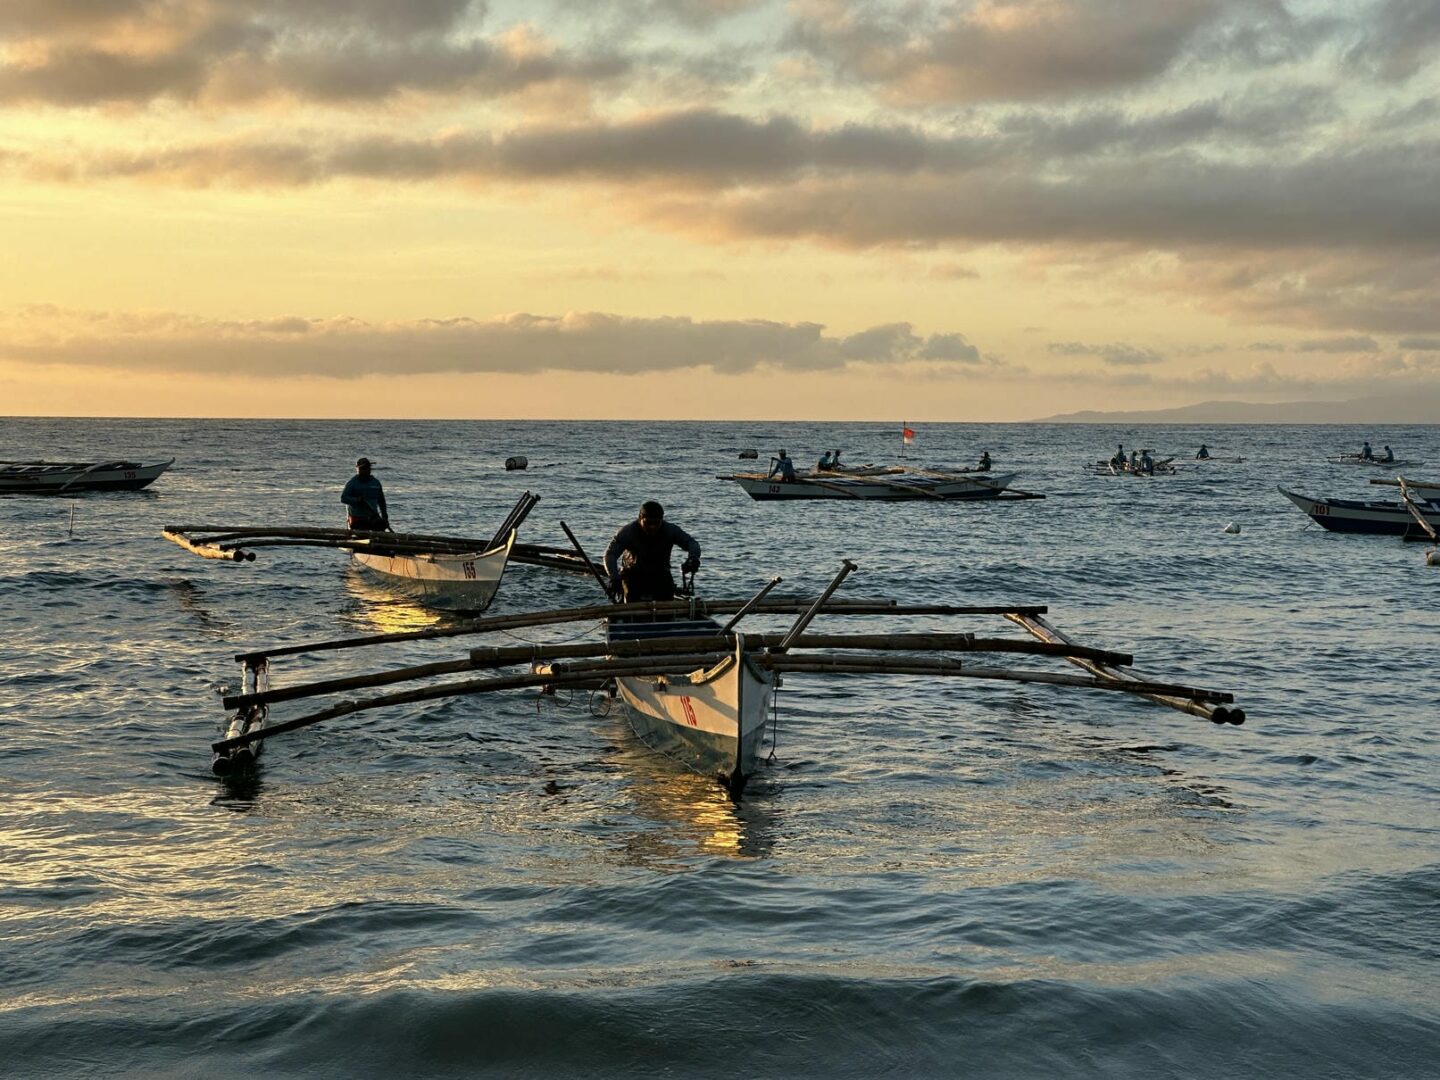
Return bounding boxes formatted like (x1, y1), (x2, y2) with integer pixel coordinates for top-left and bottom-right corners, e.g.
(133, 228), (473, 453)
(768, 449), (797, 482)
(342, 457), (390, 531)
(603, 501), (701, 603)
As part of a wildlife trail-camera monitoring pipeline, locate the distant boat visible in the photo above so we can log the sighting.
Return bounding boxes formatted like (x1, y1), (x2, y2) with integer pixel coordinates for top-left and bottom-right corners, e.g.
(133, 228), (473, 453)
(1084, 457), (1177, 476)
(718, 468), (1035, 501)
(1328, 454), (1424, 468)
(1278, 487), (1440, 536)
(0, 458), (173, 494)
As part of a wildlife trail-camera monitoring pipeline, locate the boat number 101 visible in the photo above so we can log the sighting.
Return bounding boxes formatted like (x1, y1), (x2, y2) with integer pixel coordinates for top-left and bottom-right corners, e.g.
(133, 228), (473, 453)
(461, 561), (477, 578)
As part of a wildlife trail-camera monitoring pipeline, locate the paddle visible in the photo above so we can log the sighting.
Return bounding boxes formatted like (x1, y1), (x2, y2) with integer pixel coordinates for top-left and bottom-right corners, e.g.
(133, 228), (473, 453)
(560, 520), (617, 601)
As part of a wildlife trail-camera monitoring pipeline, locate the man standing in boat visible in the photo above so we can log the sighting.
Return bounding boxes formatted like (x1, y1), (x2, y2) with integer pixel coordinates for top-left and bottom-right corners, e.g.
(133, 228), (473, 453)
(342, 457), (390, 532)
(768, 449), (797, 482)
(603, 501), (700, 603)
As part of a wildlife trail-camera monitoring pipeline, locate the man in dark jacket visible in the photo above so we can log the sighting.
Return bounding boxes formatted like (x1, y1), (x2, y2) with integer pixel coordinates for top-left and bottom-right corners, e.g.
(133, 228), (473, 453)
(602, 500), (700, 603)
(341, 457), (390, 531)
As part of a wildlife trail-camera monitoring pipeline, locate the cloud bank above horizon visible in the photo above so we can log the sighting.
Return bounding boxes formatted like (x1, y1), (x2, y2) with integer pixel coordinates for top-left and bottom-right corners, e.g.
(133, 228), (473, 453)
(3, 0), (1438, 417)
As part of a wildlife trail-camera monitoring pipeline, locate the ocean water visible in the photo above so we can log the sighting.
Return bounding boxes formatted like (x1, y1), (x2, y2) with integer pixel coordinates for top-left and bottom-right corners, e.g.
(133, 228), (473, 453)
(1, 417), (1437, 1079)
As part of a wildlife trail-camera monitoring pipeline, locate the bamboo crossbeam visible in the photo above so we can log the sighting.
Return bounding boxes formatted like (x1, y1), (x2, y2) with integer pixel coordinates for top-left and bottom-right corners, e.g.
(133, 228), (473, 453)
(214, 641), (1234, 755)
(163, 529), (255, 562)
(756, 653), (1232, 703)
(224, 631), (1131, 711)
(212, 656), (754, 753)
(234, 599), (1051, 662)
(1005, 612), (1244, 724)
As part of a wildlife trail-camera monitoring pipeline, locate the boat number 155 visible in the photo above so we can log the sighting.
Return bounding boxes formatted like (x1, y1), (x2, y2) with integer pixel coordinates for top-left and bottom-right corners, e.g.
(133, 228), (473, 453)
(462, 561), (477, 578)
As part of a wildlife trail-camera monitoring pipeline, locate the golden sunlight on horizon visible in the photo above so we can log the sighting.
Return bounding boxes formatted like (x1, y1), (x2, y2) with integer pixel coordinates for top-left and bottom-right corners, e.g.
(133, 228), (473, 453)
(2, 1), (1437, 420)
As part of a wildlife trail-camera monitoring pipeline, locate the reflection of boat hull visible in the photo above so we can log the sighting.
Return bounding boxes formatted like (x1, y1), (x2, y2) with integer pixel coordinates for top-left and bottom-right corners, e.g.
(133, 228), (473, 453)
(724, 471), (1017, 501)
(0, 458), (173, 494)
(608, 621), (774, 792)
(350, 531), (513, 611)
(1279, 487), (1440, 536)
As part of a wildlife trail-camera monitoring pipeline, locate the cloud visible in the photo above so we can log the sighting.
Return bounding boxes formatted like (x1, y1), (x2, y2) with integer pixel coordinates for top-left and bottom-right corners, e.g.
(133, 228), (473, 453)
(1344, 0), (1440, 80)
(1047, 341), (1164, 366)
(787, 0), (1262, 104)
(0, 1), (628, 106)
(1153, 249), (1440, 335)
(13, 111), (1437, 253)
(1295, 335), (1379, 353)
(0, 305), (993, 378)
(1398, 336), (1440, 350)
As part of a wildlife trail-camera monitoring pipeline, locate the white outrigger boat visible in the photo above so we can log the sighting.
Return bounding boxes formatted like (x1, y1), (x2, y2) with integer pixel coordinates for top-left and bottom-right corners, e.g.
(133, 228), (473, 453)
(163, 493), (570, 612)
(0, 457), (173, 494)
(1279, 483), (1440, 537)
(1084, 455), (1178, 476)
(720, 468), (1036, 501)
(207, 561), (1244, 790)
(1328, 454), (1424, 468)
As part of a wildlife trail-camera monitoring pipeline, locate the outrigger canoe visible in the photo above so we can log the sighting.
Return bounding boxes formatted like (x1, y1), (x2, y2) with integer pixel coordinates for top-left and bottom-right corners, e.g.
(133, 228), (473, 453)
(165, 493), (550, 612)
(720, 469), (1035, 501)
(1327, 455), (1424, 468)
(207, 562), (1244, 791)
(0, 458), (173, 494)
(1279, 486), (1440, 537)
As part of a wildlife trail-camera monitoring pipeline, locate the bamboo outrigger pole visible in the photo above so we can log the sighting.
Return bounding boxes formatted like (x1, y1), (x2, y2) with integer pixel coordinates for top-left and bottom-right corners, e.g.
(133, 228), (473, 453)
(234, 599), (1051, 663)
(222, 631), (1139, 711)
(214, 651), (1232, 756)
(1005, 612), (1245, 724)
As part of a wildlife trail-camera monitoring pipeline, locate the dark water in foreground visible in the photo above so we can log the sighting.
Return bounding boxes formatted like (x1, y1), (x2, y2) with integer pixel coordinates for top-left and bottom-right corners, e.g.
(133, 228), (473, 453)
(1, 418), (1438, 1079)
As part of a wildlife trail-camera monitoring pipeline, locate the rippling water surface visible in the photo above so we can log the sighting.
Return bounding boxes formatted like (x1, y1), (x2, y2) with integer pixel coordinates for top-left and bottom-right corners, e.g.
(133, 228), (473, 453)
(2, 418), (1437, 1078)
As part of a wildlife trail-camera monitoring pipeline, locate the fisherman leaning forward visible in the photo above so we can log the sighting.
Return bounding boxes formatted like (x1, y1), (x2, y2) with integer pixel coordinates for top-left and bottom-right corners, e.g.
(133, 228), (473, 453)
(603, 500), (701, 603)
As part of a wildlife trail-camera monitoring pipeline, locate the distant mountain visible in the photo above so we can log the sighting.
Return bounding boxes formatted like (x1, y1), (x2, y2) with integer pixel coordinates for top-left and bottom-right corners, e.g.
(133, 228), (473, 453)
(1035, 391), (1440, 424)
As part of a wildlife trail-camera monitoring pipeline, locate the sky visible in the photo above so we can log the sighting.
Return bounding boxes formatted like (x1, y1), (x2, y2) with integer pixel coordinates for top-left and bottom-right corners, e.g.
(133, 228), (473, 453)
(1, 0), (1438, 420)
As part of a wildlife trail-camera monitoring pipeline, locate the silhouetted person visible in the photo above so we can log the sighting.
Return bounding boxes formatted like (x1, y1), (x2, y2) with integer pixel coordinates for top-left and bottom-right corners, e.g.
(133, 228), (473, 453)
(342, 457), (390, 531)
(603, 501), (701, 603)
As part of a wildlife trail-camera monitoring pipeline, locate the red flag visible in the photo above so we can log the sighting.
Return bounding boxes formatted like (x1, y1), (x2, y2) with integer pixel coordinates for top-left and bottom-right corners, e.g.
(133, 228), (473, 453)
(902, 425), (916, 445)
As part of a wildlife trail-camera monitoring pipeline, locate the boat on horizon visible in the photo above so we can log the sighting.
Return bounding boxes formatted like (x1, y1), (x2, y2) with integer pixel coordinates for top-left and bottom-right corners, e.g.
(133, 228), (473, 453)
(718, 467), (1037, 502)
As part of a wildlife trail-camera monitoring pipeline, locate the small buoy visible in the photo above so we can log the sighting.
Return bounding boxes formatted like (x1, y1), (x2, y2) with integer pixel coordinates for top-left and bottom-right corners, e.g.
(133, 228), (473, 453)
(1427, 549), (1439, 566)
(738, 449), (758, 459)
(504, 455), (528, 471)
(1222, 522), (1241, 534)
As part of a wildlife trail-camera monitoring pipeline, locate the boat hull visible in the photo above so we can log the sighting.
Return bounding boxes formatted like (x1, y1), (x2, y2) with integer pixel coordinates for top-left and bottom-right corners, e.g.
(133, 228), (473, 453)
(1279, 488), (1440, 536)
(1327, 456), (1424, 468)
(726, 471), (1017, 501)
(608, 623), (774, 791)
(0, 459), (173, 494)
(350, 531), (513, 611)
